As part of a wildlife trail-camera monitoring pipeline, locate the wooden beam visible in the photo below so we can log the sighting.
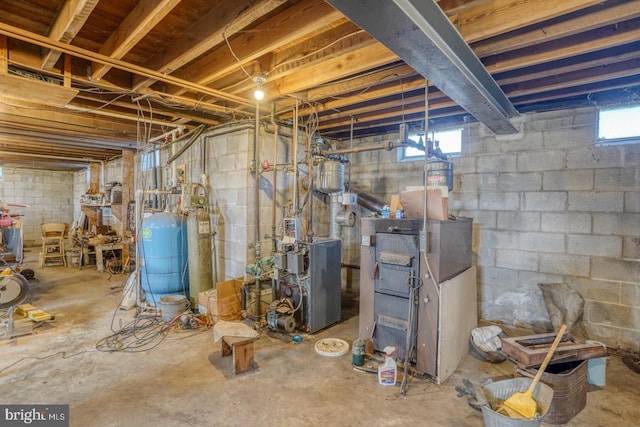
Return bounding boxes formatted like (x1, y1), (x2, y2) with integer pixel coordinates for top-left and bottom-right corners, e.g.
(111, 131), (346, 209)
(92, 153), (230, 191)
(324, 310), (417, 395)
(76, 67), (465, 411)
(484, 17), (640, 73)
(0, 102), (141, 139)
(0, 135), (122, 158)
(63, 54), (71, 88)
(89, 162), (100, 193)
(306, 64), (417, 103)
(72, 96), (223, 127)
(0, 22), (255, 107)
(497, 44), (640, 86)
(170, 0), (342, 92)
(131, 0), (285, 91)
(91, 0), (182, 82)
(503, 59), (640, 98)
(436, 0), (494, 17)
(266, 43), (397, 100)
(41, 0), (99, 70)
(473, 0), (640, 57)
(0, 35), (7, 75)
(220, 29), (377, 98)
(455, 0), (603, 43)
(0, 74), (78, 107)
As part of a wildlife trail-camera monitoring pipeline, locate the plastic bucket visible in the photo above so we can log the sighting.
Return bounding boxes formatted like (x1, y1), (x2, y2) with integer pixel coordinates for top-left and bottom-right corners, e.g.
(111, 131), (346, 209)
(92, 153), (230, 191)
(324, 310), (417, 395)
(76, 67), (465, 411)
(481, 378), (554, 427)
(585, 340), (607, 386)
(159, 295), (188, 322)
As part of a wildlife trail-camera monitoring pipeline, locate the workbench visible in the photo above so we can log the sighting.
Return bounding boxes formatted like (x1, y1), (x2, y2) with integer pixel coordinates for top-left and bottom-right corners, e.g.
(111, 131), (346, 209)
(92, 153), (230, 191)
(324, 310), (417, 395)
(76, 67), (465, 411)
(95, 242), (124, 273)
(75, 239), (123, 272)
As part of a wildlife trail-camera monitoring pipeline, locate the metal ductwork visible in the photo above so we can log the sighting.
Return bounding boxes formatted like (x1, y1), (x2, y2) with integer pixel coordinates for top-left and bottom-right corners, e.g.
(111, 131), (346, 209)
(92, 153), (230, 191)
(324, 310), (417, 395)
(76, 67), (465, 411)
(325, 0), (519, 135)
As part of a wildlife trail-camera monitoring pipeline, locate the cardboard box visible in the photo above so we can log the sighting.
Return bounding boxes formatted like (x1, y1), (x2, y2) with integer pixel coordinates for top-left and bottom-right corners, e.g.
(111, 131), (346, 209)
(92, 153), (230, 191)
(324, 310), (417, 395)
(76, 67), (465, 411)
(399, 188), (448, 220)
(198, 289), (217, 317)
(217, 278), (243, 321)
(199, 277), (244, 322)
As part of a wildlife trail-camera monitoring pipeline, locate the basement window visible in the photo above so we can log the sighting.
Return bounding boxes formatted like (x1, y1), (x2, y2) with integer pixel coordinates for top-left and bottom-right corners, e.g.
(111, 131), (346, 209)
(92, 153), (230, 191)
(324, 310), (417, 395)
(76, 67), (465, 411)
(597, 104), (640, 146)
(399, 128), (462, 162)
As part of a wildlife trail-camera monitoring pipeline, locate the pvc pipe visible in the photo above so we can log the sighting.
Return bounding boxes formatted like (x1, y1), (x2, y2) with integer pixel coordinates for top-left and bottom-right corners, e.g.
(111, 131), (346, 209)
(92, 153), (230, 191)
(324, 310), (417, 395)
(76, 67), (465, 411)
(271, 104), (279, 253)
(293, 101), (299, 213)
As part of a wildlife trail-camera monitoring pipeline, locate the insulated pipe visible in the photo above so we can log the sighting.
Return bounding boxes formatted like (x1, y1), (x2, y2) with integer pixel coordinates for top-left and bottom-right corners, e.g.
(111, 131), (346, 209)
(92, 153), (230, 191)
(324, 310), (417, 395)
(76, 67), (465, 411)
(348, 117), (354, 189)
(348, 187), (385, 214)
(254, 102), (261, 262)
(292, 101), (299, 213)
(165, 124), (207, 165)
(319, 140), (407, 156)
(422, 80), (429, 254)
(306, 134), (314, 243)
(271, 104), (279, 253)
(329, 193), (342, 240)
(254, 102), (262, 318)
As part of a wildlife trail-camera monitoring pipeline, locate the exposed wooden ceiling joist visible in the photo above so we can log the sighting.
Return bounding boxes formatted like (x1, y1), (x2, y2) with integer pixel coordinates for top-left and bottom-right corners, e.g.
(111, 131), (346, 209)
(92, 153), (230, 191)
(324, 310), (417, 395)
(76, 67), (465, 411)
(41, 0), (99, 70)
(0, 0), (637, 168)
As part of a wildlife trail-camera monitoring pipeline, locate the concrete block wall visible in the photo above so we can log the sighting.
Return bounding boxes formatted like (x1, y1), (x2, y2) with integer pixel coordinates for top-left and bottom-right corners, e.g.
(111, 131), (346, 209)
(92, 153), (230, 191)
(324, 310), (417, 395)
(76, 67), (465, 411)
(165, 123), (298, 282)
(348, 108), (640, 351)
(0, 167), (75, 247)
(73, 160), (123, 231)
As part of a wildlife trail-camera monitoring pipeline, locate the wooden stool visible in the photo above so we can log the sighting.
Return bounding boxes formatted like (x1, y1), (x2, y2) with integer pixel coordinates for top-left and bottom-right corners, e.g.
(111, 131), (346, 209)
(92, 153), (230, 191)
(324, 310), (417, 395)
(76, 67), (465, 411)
(222, 336), (257, 374)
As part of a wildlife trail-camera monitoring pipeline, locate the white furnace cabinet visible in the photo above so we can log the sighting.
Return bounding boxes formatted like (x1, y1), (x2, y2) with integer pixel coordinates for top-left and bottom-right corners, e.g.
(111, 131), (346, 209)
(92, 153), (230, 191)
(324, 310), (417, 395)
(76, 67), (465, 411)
(359, 217), (477, 384)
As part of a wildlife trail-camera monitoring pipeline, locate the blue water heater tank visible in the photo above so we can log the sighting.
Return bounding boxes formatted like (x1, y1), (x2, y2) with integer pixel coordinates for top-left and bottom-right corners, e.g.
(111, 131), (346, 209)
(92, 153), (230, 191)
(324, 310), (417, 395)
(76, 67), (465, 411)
(140, 212), (189, 305)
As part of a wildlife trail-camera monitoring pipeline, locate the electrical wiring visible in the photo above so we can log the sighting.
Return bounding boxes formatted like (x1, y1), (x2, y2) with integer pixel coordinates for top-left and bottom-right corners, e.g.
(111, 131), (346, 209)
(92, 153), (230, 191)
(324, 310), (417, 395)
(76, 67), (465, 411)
(0, 350), (95, 375)
(222, 23), (253, 80)
(265, 29), (367, 79)
(309, 72), (406, 103)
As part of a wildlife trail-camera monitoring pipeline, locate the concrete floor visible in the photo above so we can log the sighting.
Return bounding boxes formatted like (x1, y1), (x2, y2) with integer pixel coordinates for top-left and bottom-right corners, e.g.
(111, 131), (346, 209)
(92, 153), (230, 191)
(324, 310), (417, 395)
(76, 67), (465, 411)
(2, 250), (640, 427)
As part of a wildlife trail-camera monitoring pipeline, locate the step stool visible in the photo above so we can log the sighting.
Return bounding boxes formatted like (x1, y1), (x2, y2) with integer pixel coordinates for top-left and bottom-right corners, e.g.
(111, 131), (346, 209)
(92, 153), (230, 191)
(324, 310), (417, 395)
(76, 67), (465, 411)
(222, 336), (257, 374)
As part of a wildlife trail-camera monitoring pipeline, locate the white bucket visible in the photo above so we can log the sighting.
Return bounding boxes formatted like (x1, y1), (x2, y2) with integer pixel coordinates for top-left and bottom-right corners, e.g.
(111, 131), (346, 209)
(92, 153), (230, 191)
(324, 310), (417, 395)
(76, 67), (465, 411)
(159, 295), (188, 322)
(585, 340), (607, 386)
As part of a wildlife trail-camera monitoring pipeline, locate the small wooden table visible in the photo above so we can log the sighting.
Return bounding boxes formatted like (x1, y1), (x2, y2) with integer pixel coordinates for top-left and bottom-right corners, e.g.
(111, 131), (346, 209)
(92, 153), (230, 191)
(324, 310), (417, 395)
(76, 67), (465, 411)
(222, 336), (257, 374)
(95, 242), (123, 272)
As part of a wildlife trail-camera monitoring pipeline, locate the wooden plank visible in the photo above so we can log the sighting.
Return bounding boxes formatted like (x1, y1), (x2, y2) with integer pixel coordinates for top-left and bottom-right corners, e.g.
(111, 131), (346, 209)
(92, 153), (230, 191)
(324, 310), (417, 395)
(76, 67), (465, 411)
(456, 0), (603, 43)
(91, 0), (182, 81)
(41, 0), (99, 70)
(0, 22), (254, 107)
(473, 0), (640, 57)
(63, 54), (71, 87)
(171, 0), (343, 92)
(267, 43), (397, 100)
(221, 336), (257, 374)
(437, 0), (495, 17)
(89, 162), (100, 194)
(0, 73), (78, 107)
(0, 35), (7, 74)
(132, 0), (285, 91)
(501, 333), (609, 367)
(485, 17), (640, 73)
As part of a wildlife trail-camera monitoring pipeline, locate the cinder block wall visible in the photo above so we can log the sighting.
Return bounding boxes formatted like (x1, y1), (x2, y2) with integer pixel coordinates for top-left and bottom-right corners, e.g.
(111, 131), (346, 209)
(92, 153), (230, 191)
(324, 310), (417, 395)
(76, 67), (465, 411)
(0, 167), (74, 247)
(349, 107), (640, 351)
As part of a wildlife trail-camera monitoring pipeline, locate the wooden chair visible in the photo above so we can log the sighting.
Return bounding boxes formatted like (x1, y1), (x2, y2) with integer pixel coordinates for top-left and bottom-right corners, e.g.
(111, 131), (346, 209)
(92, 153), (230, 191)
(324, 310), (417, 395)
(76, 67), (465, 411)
(41, 223), (68, 267)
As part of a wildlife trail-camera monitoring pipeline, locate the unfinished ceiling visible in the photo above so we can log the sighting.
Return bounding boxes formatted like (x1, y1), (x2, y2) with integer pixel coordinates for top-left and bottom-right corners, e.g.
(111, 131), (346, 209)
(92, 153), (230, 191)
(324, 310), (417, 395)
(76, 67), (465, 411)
(0, 0), (639, 170)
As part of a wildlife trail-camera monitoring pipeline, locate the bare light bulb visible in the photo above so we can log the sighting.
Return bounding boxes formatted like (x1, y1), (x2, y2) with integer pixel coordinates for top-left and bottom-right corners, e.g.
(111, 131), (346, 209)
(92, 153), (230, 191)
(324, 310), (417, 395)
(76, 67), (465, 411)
(254, 87), (265, 101)
(253, 76), (266, 101)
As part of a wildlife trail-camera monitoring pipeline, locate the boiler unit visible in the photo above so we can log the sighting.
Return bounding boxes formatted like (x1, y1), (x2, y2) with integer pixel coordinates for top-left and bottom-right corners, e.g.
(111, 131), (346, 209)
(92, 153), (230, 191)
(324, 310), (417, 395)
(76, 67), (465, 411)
(358, 217), (476, 384)
(268, 224), (342, 334)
